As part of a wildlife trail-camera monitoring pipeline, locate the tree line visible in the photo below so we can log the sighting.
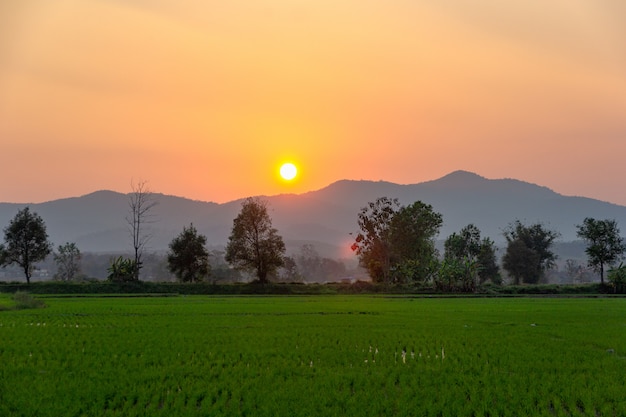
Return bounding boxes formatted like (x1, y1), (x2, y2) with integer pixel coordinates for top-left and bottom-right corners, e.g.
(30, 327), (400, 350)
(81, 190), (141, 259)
(1, 190), (626, 292)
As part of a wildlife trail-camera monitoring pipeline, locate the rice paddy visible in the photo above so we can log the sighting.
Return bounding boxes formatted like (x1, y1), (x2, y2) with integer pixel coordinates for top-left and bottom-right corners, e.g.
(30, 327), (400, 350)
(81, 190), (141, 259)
(1, 295), (625, 416)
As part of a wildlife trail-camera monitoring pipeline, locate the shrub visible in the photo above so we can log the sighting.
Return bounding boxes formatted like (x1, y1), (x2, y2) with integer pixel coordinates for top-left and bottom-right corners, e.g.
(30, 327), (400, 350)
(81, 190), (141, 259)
(12, 291), (46, 309)
(107, 256), (138, 282)
(608, 263), (626, 294)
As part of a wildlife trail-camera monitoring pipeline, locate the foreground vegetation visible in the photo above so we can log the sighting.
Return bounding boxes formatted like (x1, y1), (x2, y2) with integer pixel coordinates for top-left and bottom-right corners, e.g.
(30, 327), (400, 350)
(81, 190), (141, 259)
(1, 295), (625, 416)
(0, 280), (616, 296)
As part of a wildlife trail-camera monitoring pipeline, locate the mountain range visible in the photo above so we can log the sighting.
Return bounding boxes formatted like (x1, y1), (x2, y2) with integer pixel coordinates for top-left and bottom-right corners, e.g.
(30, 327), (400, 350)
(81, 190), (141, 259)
(2, 171), (626, 259)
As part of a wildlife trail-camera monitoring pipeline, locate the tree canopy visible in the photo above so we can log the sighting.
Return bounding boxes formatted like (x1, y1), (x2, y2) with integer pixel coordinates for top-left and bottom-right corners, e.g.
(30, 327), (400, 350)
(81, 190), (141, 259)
(443, 224), (500, 289)
(0, 207), (52, 284)
(502, 220), (559, 284)
(225, 197), (286, 283)
(351, 197), (442, 283)
(167, 224), (211, 283)
(576, 218), (625, 285)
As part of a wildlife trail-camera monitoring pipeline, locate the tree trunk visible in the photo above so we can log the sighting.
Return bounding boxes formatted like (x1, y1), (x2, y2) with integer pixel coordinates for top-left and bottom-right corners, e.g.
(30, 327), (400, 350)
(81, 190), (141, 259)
(600, 263), (604, 285)
(24, 265), (31, 285)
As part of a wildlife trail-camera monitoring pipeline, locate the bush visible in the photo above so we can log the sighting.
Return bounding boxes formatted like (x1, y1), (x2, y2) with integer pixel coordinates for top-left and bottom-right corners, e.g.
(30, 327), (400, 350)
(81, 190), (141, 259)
(12, 291), (46, 309)
(107, 256), (138, 282)
(608, 263), (626, 294)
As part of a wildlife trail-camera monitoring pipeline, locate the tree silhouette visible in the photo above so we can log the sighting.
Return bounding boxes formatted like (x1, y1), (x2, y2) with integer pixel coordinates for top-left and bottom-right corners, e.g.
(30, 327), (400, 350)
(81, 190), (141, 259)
(0, 207), (52, 284)
(167, 224), (211, 283)
(225, 197), (285, 283)
(576, 218), (626, 285)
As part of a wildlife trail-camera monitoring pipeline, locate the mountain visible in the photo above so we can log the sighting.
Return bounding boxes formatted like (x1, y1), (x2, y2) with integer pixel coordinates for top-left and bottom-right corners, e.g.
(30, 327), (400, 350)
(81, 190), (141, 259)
(2, 171), (626, 258)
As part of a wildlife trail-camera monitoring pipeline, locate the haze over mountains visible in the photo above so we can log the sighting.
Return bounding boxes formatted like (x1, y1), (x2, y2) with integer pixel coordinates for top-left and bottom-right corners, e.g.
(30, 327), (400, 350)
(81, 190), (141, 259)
(2, 171), (626, 259)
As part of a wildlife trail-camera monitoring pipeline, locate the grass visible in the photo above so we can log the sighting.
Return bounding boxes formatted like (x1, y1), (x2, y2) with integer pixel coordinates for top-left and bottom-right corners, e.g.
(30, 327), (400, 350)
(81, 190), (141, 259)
(1, 296), (625, 416)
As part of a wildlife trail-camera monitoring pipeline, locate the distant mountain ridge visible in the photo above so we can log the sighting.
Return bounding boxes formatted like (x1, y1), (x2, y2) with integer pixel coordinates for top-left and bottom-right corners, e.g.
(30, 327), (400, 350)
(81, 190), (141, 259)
(2, 171), (626, 257)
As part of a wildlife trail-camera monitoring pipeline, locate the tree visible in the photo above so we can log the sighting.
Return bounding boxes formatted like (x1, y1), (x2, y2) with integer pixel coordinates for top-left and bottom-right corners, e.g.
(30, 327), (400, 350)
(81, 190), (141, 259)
(576, 218), (626, 285)
(502, 220), (559, 284)
(126, 180), (157, 281)
(444, 224), (481, 261)
(476, 238), (501, 284)
(0, 207), (52, 284)
(167, 224), (211, 283)
(444, 224), (500, 286)
(351, 197), (400, 283)
(225, 197), (286, 283)
(388, 201), (443, 283)
(351, 197), (442, 283)
(53, 242), (82, 281)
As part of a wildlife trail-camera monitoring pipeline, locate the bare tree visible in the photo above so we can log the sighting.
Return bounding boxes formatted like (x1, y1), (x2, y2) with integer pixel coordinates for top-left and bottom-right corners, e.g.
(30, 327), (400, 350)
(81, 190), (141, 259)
(126, 180), (157, 280)
(54, 242), (82, 281)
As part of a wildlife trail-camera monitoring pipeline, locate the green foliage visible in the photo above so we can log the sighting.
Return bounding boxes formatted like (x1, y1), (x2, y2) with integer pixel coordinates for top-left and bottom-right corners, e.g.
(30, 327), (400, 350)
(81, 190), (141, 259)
(351, 197), (399, 283)
(0, 207), (52, 284)
(389, 201), (443, 282)
(12, 291), (46, 309)
(167, 224), (211, 283)
(1, 296), (625, 416)
(608, 263), (626, 293)
(444, 224), (481, 260)
(477, 237), (501, 284)
(576, 218), (626, 285)
(0, 280), (609, 296)
(53, 242), (82, 281)
(352, 197), (442, 283)
(434, 258), (479, 292)
(443, 224), (500, 288)
(502, 220), (559, 284)
(225, 197), (286, 283)
(107, 256), (138, 282)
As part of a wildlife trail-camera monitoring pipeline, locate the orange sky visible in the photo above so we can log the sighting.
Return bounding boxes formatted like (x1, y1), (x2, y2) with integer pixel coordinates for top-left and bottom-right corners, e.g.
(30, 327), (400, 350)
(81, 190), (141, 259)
(1, 1), (625, 205)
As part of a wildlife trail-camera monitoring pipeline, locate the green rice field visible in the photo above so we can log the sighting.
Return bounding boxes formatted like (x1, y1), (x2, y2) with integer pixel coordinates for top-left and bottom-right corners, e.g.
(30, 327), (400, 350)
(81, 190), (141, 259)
(1, 295), (625, 416)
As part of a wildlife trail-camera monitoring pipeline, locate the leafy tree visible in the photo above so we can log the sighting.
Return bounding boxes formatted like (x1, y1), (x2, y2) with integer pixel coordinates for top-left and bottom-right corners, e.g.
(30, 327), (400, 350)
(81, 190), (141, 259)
(225, 197), (286, 283)
(167, 224), (211, 283)
(351, 197), (399, 283)
(477, 238), (501, 284)
(53, 242), (82, 281)
(126, 180), (157, 281)
(576, 218), (626, 285)
(0, 207), (52, 284)
(351, 197), (442, 283)
(388, 201), (443, 283)
(444, 224), (481, 260)
(444, 224), (500, 285)
(502, 220), (559, 284)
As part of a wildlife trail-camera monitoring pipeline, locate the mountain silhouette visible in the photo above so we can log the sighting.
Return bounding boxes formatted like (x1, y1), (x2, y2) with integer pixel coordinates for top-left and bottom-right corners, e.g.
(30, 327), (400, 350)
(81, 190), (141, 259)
(2, 171), (626, 259)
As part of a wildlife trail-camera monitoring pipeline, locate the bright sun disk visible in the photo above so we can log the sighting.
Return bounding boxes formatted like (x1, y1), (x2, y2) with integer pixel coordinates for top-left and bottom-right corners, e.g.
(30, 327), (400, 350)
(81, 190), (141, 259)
(280, 163), (298, 180)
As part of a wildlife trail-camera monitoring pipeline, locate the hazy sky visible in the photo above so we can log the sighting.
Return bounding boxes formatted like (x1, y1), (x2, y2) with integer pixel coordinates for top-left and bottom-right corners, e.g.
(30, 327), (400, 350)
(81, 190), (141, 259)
(1, 0), (625, 204)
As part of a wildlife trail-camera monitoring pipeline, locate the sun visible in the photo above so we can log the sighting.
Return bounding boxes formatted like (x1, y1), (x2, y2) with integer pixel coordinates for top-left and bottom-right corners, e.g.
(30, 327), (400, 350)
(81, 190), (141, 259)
(279, 162), (298, 181)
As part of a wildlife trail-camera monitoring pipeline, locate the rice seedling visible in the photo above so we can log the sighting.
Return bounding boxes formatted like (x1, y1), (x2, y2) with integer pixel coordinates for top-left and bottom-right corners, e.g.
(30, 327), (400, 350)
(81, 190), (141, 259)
(0, 296), (625, 416)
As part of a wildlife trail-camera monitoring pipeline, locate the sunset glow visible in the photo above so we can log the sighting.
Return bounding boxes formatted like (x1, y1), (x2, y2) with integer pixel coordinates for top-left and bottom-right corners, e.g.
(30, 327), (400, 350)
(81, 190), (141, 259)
(1, 1), (625, 204)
